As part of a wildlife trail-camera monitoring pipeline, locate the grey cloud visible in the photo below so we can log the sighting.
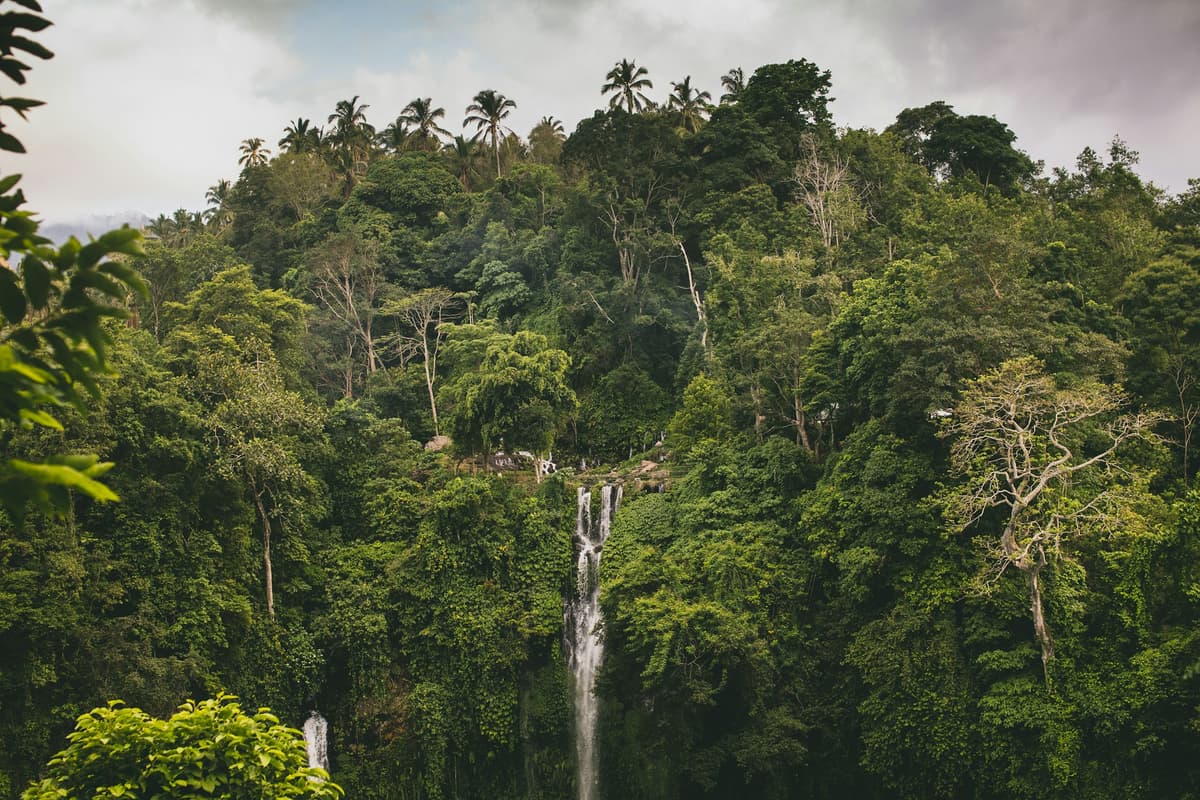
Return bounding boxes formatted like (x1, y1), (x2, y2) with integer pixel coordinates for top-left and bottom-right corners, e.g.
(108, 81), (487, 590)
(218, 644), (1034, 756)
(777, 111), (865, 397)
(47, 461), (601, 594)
(849, 0), (1200, 115)
(188, 0), (311, 28)
(427, 0), (1200, 187)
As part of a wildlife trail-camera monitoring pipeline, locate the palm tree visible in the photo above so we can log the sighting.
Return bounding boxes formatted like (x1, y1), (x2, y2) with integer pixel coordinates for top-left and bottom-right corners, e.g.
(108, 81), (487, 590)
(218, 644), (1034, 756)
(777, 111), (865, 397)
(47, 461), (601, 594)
(238, 137), (271, 168)
(279, 118), (321, 153)
(328, 95), (372, 143)
(169, 208), (203, 247)
(667, 76), (712, 134)
(378, 116), (412, 153)
(720, 67), (745, 104)
(145, 213), (174, 242)
(602, 59), (654, 113)
(444, 135), (482, 191)
(464, 89), (516, 176)
(528, 115), (567, 163)
(400, 97), (451, 149)
(536, 116), (564, 137)
(204, 179), (234, 232)
(328, 96), (376, 186)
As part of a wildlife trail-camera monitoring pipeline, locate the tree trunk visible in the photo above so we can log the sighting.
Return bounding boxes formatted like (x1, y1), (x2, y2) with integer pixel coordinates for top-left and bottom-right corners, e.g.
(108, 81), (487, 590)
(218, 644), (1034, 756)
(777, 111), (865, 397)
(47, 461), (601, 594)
(1028, 559), (1053, 685)
(365, 316), (377, 374)
(750, 383), (765, 442)
(423, 340), (439, 436)
(1183, 412), (1193, 487)
(676, 241), (708, 354)
(254, 489), (275, 618)
(793, 367), (813, 454)
(794, 392), (812, 453)
(343, 333), (356, 399)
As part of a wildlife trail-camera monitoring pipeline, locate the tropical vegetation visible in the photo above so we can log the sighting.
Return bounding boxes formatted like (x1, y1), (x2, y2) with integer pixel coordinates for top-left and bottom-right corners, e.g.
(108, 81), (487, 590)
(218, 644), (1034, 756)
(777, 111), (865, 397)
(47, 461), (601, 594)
(4, 9), (1200, 799)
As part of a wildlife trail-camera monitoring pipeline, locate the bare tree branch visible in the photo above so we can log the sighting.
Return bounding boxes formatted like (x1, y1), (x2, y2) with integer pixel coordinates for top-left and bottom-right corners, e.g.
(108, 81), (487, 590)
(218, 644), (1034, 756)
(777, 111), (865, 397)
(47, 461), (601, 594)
(940, 357), (1163, 684)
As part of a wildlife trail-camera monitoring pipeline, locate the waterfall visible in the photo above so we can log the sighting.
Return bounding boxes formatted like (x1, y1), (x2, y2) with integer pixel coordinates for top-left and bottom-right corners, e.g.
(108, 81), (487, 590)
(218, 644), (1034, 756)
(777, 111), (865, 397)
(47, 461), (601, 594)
(302, 711), (329, 773)
(567, 483), (621, 800)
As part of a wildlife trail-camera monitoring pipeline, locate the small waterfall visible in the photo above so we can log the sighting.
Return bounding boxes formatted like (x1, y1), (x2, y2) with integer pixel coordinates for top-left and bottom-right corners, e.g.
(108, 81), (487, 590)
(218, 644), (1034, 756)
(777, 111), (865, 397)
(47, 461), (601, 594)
(567, 484), (621, 800)
(302, 711), (329, 773)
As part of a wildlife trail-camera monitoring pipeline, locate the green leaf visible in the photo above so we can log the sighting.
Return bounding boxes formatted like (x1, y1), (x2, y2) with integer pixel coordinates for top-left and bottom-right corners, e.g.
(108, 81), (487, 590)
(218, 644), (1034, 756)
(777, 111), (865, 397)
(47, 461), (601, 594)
(76, 240), (104, 269)
(50, 455), (114, 480)
(0, 172), (21, 194)
(21, 253), (50, 306)
(0, 266), (27, 322)
(95, 226), (141, 252)
(7, 458), (120, 502)
(18, 408), (61, 430)
(99, 260), (148, 299)
(0, 348), (50, 382)
(70, 268), (125, 299)
(54, 236), (79, 268)
(0, 11), (53, 33)
(0, 128), (25, 153)
(7, 35), (52, 60)
(1, 96), (43, 119)
(0, 56), (30, 84)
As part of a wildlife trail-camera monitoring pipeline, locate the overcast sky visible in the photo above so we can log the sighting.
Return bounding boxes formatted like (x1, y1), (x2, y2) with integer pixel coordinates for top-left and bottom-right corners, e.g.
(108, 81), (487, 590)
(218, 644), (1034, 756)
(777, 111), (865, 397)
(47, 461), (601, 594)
(9, 0), (1200, 225)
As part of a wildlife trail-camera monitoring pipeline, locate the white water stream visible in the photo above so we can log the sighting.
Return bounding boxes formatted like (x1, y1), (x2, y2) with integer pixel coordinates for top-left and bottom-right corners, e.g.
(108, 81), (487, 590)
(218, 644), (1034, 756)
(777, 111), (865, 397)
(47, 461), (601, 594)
(566, 484), (621, 800)
(303, 711), (329, 773)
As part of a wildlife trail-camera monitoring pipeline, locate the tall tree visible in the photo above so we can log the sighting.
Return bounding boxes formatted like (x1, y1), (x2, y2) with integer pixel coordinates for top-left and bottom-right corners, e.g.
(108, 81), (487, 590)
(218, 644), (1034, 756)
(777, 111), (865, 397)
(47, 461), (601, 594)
(528, 116), (566, 163)
(400, 96), (451, 149)
(266, 152), (337, 220)
(464, 89), (516, 177)
(378, 116), (412, 153)
(737, 59), (833, 159)
(444, 134), (483, 191)
(792, 133), (865, 252)
(666, 75), (712, 134)
(719, 66), (745, 104)
(208, 358), (324, 619)
(307, 228), (388, 396)
(602, 58), (654, 113)
(145, 213), (174, 241)
(278, 117), (322, 154)
(385, 287), (459, 436)
(885, 100), (956, 163)
(327, 95), (375, 186)
(1119, 256), (1200, 485)
(443, 328), (575, 471)
(328, 95), (372, 142)
(237, 137), (271, 168)
(923, 113), (1035, 193)
(941, 357), (1161, 682)
(204, 178), (234, 232)
(166, 208), (204, 247)
(535, 115), (564, 136)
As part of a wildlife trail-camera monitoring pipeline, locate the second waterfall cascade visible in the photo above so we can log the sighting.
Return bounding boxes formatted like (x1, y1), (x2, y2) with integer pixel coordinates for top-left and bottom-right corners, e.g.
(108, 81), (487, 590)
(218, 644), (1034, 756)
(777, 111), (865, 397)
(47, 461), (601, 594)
(302, 711), (329, 773)
(567, 484), (621, 800)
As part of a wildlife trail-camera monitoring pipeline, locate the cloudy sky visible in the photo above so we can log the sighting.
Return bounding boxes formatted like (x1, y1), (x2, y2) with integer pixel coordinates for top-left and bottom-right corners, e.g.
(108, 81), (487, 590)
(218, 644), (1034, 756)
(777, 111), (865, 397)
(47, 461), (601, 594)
(9, 0), (1200, 225)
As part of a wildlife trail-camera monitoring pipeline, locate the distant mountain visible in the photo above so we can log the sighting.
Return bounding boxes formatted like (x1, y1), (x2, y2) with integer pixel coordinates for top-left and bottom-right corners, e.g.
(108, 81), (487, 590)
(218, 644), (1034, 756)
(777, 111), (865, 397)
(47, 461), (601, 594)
(40, 212), (151, 245)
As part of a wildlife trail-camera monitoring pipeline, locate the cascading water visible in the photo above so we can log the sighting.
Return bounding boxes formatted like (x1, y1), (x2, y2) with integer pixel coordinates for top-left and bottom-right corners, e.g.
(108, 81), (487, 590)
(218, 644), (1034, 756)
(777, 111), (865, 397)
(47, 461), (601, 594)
(566, 483), (621, 800)
(302, 711), (329, 773)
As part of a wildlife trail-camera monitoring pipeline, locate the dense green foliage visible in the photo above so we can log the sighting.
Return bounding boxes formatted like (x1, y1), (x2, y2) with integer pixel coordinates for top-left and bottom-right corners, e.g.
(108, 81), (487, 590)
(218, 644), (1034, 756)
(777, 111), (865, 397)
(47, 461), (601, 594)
(4, 24), (1200, 800)
(22, 695), (341, 800)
